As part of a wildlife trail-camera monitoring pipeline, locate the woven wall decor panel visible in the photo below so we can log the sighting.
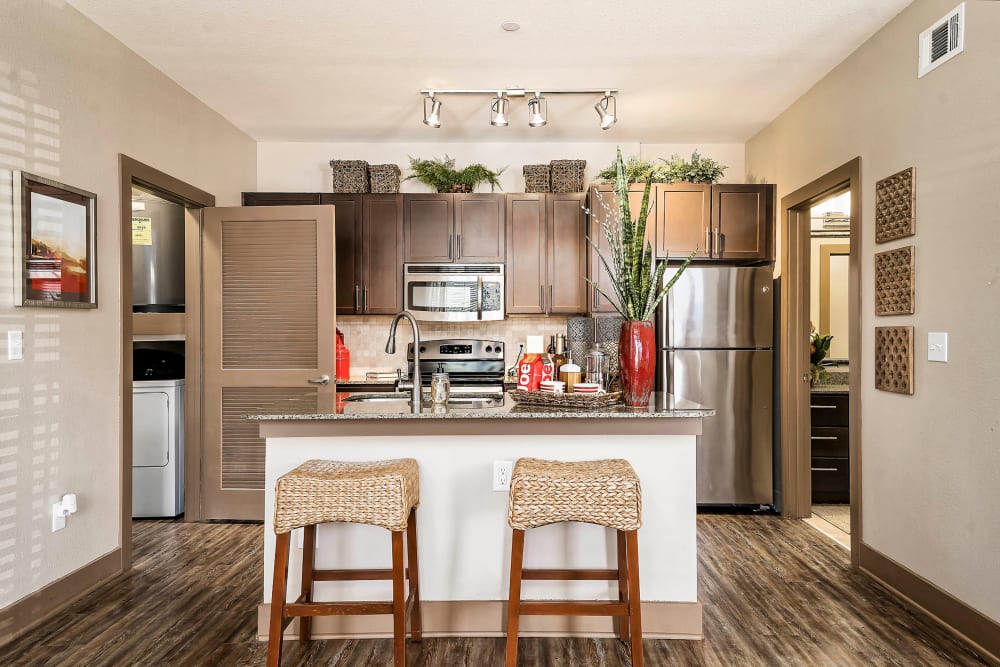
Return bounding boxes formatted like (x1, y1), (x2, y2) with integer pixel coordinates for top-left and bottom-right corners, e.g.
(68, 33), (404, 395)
(522, 164), (551, 193)
(875, 326), (914, 394)
(875, 166), (915, 243)
(874, 245), (915, 315)
(550, 159), (586, 193)
(368, 164), (401, 193)
(329, 160), (370, 193)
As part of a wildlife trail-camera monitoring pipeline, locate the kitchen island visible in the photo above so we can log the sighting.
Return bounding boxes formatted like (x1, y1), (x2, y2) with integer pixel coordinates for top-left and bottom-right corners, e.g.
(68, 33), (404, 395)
(249, 392), (714, 641)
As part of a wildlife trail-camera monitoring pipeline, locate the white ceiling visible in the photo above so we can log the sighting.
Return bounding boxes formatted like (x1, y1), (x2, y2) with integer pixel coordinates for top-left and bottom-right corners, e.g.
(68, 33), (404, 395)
(68, 0), (912, 143)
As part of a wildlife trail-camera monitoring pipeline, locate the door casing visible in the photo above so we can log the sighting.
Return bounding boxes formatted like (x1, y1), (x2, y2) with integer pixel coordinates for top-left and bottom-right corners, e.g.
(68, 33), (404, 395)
(778, 157), (862, 567)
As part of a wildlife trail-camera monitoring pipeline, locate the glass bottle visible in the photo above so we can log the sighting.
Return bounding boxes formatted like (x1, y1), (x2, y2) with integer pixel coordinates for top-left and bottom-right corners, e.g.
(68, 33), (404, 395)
(585, 344), (608, 390)
(430, 372), (450, 404)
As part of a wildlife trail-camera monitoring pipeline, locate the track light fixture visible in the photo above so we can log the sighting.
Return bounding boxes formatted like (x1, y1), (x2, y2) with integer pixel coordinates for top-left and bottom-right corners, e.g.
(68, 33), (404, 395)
(423, 93), (442, 128)
(490, 92), (509, 127)
(595, 92), (617, 130)
(527, 93), (547, 128)
(419, 87), (618, 129)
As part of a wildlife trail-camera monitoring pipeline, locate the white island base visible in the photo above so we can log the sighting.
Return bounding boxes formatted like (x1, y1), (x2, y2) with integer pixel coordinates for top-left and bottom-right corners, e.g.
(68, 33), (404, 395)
(255, 403), (708, 641)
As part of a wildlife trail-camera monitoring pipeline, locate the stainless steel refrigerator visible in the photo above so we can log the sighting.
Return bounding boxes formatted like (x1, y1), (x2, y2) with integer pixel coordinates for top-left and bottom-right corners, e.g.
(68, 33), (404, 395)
(657, 266), (774, 505)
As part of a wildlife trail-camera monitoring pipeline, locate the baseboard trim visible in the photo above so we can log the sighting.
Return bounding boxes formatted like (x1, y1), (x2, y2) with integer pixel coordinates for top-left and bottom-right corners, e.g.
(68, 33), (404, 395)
(0, 548), (122, 648)
(257, 600), (702, 641)
(860, 543), (1000, 664)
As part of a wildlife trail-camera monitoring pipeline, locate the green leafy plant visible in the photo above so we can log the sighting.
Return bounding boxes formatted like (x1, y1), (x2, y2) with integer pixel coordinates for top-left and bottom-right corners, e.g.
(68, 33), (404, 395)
(588, 147), (696, 321)
(659, 150), (727, 183)
(596, 155), (669, 184)
(404, 155), (505, 193)
(810, 328), (834, 384)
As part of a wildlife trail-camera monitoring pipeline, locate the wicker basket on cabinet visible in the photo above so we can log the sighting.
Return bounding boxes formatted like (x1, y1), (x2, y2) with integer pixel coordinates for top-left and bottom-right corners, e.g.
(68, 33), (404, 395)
(550, 159), (586, 193)
(369, 164), (401, 193)
(329, 160), (370, 193)
(523, 164), (551, 193)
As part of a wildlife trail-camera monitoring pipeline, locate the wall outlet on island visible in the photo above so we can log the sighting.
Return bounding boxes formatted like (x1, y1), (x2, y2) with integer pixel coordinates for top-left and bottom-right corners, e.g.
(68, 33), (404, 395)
(493, 460), (513, 491)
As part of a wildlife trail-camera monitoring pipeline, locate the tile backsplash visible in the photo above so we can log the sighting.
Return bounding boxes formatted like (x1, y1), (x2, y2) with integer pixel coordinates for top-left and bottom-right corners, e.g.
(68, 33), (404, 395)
(337, 316), (570, 376)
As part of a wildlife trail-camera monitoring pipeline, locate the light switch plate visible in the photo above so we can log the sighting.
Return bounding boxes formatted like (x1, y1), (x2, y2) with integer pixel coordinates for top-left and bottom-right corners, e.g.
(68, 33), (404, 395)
(928, 332), (948, 362)
(7, 331), (23, 361)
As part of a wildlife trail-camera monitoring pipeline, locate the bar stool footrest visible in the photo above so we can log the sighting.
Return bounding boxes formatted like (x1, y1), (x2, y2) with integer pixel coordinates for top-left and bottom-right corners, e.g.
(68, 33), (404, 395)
(521, 568), (619, 581)
(284, 601), (394, 617)
(518, 601), (628, 617)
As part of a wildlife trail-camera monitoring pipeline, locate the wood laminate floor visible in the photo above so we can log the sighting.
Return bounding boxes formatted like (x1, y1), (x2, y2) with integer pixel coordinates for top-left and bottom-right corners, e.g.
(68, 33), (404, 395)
(0, 515), (990, 666)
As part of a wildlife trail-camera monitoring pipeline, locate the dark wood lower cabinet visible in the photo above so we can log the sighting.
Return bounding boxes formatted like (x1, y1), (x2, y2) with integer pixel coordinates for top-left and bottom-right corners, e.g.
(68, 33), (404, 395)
(810, 392), (849, 504)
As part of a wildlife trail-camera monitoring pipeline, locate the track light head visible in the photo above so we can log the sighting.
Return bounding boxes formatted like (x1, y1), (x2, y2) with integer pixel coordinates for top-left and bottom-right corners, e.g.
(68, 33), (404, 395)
(490, 92), (509, 127)
(423, 94), (442, 128)
(595, 92), (617, 130)
(527, 93), (547, 128)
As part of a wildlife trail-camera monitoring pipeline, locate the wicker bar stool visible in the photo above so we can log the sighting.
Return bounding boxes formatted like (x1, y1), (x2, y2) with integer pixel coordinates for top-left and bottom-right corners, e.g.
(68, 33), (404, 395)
(505, 458), (643, 667)
(267, 459), (422, 667)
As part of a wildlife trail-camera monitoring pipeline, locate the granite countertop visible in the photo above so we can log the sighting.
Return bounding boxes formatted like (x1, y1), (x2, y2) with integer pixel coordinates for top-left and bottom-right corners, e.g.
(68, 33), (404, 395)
(246, 391), (714, 421)
(811, 384), (850, 394)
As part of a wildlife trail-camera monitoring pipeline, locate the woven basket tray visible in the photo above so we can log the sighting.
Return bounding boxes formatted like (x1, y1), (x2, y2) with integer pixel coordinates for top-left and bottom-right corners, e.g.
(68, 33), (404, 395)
(508, 390), (622, 409)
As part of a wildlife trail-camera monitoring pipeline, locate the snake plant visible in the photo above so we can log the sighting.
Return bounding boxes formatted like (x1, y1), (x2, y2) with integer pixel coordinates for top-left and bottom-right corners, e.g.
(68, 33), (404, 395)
(588, 147), (696, 322)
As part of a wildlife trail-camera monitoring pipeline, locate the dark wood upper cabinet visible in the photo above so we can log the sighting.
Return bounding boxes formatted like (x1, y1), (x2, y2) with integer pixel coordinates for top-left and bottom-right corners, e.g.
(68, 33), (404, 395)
(547, 193), (587, 314)
(242, 192), (322, 206)
(712, 184), (775, 261)
(505, 193), (587, 316)
(403, 193), (505, 263)
(361, 195), (404, 314)
(320, 194), (363, 315)
(455, 194), (505, 262)
(505, 194), (546, 314)
(403, 194), (454, 263)
(655, 183), (711, 259)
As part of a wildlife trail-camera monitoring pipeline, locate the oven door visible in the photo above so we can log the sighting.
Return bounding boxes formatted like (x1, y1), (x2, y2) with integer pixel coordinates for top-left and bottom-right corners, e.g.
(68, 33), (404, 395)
(404, 264), (505, 322)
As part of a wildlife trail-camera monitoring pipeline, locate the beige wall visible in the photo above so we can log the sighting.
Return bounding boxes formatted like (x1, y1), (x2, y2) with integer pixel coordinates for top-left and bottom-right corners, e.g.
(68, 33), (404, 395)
(257, 141), (746, 192)
(747, 0), (1000, 621)
(0, 1), (256, 609)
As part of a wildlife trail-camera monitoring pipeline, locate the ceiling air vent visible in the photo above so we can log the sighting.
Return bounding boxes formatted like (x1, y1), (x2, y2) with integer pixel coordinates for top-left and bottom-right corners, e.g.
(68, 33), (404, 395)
(918, 2), (965, 78)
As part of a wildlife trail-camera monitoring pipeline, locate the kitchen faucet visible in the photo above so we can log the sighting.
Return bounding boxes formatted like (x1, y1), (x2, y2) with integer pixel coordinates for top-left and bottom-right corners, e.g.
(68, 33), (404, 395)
(385, 311), (422, 414)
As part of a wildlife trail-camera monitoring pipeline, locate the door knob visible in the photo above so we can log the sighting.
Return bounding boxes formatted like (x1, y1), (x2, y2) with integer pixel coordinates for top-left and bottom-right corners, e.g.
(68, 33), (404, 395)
(308, 375), (331, 385)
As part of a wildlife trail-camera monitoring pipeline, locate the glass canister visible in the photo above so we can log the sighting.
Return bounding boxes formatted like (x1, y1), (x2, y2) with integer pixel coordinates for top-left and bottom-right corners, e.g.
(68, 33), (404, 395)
(585, 344), (608, 390)
(430, 372), (450, 404)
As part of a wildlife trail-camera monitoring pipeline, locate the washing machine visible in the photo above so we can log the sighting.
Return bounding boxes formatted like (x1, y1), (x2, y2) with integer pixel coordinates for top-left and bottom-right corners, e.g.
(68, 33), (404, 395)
(133, 379), (185, 517)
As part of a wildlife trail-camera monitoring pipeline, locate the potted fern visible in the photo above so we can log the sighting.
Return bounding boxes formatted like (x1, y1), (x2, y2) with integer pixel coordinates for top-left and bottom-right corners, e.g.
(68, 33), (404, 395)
(590, 147), (696, 408)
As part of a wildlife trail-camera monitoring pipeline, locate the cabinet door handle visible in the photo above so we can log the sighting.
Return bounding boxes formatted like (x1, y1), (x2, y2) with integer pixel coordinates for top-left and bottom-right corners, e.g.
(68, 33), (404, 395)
(715, 230), (723, 256)
(810, 404), (837, 409)
(593, 286), (600, 310)
(811, 467), (838, 472)
(308, 375), (331, 385)
(448, 234), (453, 260)
(810, 436), (839, 440)
(353, 285), (360, 311)
(363, 286), (368, 312)
(549, 285), (554, 313)
(705, 227), (712, 255)
(539, 285), (545, 312)
(457, 234), (462, 259)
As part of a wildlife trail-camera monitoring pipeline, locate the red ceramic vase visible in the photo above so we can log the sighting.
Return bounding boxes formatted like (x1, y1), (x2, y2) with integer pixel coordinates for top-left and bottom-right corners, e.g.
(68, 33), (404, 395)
(619, 320), (656, 408)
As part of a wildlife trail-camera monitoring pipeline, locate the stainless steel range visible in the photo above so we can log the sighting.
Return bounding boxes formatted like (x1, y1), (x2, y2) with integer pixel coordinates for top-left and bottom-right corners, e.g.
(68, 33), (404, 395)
(406, 338), (506, 396)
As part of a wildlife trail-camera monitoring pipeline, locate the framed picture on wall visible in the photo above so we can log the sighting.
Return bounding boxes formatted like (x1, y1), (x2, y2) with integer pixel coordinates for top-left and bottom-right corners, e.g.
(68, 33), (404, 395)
(13, 172), (97, 308)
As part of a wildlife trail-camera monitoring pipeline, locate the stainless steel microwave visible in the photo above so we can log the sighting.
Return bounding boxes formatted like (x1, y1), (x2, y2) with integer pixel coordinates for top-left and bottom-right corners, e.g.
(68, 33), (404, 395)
(403, 264), (505, 322)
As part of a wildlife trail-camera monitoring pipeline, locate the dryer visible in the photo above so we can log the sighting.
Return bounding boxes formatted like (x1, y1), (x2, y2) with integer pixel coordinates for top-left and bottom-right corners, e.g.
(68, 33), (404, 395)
(133, 379), (184, 517)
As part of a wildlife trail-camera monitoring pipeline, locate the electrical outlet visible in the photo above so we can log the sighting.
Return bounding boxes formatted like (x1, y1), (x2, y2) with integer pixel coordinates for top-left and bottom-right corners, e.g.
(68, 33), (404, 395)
(52, 502), (66, 532)
(493, 460), (513, 491)
(7, 331), (23, 361)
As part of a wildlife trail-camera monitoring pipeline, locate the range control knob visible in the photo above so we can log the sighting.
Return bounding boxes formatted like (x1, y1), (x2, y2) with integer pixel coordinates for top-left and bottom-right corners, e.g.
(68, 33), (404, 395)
(419, 346), (426, 353)
(495, 343), (502, 354)
(485, 345), (493, 353)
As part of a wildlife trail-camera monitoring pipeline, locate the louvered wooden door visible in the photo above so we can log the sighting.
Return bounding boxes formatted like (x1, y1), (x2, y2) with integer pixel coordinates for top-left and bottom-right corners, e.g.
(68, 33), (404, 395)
(202, 205), (335, 520)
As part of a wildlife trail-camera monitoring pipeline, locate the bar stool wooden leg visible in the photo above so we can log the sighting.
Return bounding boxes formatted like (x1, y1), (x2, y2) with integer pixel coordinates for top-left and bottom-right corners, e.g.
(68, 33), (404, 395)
(391, 530), (407, 666)
(625, 530), (643, 667)
(505, 529), (525, 667)
(616, 529), (631, 644)
(299, 525), (316, 641)
(267, 531), (291, 667)
(406, 508), (423, 641)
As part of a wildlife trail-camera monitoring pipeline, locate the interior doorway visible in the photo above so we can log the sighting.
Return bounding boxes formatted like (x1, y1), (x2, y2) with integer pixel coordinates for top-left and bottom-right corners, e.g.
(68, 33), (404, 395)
(778, 158), (862, 566)
(119, 155), (215, 570)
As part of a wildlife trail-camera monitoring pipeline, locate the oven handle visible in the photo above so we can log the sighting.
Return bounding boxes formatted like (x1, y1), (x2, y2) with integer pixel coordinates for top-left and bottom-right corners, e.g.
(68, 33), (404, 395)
(477, 275), (483, 321)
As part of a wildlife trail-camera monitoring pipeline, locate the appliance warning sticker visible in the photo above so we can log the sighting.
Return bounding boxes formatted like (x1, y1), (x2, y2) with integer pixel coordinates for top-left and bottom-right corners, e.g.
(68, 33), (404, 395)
(132, 217), (152, 245)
